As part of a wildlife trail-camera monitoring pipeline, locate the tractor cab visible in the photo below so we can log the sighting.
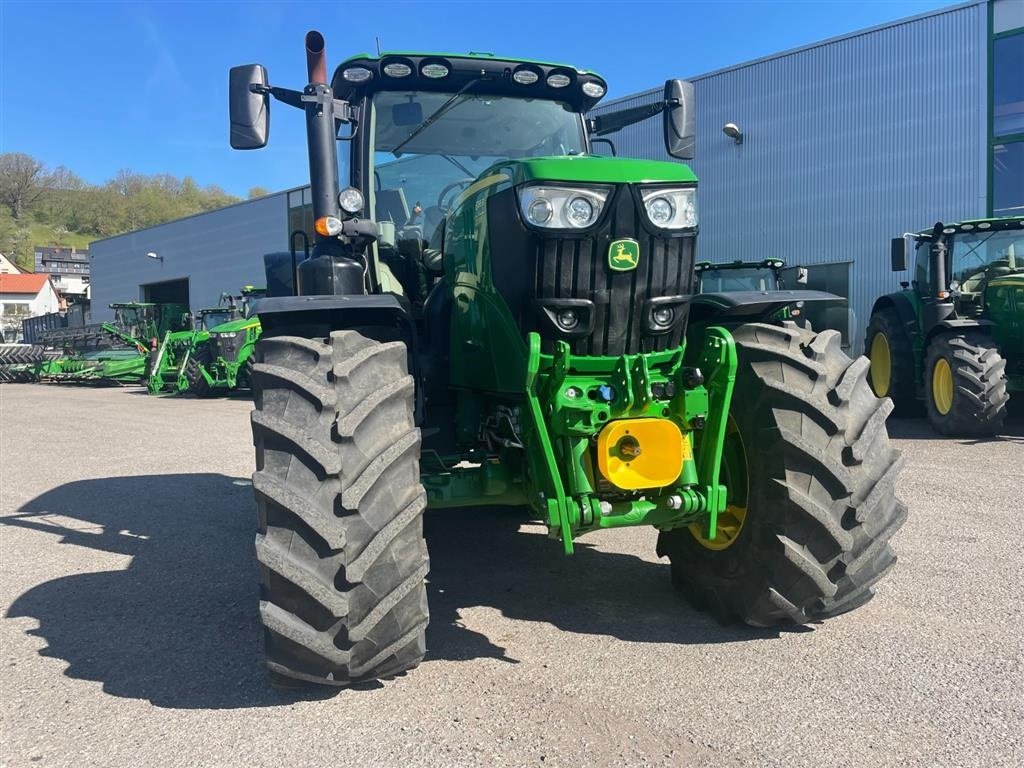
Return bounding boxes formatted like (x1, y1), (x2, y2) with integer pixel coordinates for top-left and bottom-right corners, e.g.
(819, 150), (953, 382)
(895, 218), (1024, 320)
(694, 259), (791, 293)
(197, 307), (239, 332)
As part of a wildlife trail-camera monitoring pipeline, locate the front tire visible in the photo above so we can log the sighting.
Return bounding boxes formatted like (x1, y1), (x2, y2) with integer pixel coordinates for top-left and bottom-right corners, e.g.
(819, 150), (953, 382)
(251, 330), (429, 686)
(183, 343), (213, 397)
(658, 323), (907, 626)
(865, 308), (915, 412)
(924, 331), (1008, 437)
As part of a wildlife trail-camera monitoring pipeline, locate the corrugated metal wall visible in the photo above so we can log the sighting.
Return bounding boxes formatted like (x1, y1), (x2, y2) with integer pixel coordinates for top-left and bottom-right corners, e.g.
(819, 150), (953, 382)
(89, 193), (289, 321)
(593, 1), (987, 352)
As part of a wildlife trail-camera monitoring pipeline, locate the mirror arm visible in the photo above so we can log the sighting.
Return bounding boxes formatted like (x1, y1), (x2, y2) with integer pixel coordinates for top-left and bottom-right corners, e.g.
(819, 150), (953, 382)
(589, 100), (670, 136)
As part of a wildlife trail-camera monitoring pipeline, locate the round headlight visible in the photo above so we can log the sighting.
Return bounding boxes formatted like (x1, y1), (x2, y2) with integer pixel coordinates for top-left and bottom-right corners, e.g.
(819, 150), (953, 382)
(556, 309), (579, 330)
(652, 307), (675, 327)
(513, 69), (539, 85)
(421, 63), (449, 79)
(581, 82), (605, 98)
(527, 198), (553, 225)
(383, 62), (412, 78)
(338, 187), (364, 214)
(646, 197), (674, 226)
(341, 67), (373, 83)
(546, 73), (571, 88)
(565, 196), (595, 228)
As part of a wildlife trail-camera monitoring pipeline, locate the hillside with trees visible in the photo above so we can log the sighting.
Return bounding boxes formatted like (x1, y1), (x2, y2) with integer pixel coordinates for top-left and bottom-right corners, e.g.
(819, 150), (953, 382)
(0, 152), (248, 271)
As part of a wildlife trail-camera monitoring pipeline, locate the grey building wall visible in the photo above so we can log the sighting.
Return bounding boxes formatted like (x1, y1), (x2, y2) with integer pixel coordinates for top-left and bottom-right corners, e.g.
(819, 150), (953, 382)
(90, 192), (290, 322)
(592, 0), (988, 352)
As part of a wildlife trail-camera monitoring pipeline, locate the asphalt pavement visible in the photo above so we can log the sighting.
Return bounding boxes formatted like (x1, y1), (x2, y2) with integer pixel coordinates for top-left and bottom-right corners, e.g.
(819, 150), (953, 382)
(1, 384), (1021, 768)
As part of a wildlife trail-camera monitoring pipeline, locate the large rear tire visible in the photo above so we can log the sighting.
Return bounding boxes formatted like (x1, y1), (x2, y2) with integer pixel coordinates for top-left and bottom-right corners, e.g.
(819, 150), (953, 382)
(864, 307), (916, 412)
(658, 323), (907, 626)
(924, 331), (1008, 437)
(251, 330), (429, 686)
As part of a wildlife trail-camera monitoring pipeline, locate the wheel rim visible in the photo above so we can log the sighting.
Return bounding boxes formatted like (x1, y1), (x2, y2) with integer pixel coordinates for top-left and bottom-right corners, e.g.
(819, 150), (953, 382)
(869, 332), (891, 397)
(689, 416), (748, 551)
(932, 357), (954, 415)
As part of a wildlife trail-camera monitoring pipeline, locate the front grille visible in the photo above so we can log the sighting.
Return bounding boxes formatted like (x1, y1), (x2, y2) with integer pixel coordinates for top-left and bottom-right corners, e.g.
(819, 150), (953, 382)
(216, 334), (242, 361)
(531, 186), (694, 356)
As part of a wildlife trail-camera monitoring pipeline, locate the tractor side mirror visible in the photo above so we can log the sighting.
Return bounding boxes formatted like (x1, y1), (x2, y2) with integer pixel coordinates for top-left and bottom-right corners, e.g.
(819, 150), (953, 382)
(890, 237), (908, 272)
(663, 79), (695, 160)
(229, 64), (270, 149)
(796, 266), (809, 284)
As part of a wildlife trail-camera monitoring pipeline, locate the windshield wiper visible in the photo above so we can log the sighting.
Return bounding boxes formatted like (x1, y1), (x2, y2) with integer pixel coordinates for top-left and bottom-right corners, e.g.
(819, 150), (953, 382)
(392, 76), (483, 155)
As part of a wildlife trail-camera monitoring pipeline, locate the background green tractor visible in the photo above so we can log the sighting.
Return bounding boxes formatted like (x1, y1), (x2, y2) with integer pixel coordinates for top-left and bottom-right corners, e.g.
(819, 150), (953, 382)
(866, 217), (1023, 435)
(148, 302), (242, 394)
(184, 288), (265, 396)
(229, 31), (906, 687)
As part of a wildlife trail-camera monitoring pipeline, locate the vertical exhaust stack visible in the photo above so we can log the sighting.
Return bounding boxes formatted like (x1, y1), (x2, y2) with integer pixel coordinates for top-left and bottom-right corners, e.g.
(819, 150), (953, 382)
(305, 30), (327, 85)
(301, 29), (342, 245)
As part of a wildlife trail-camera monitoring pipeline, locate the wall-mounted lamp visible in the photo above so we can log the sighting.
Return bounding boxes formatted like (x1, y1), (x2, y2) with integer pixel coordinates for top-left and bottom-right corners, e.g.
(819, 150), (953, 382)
(722, 122), (744, 145)
(146, 251), (163, 263)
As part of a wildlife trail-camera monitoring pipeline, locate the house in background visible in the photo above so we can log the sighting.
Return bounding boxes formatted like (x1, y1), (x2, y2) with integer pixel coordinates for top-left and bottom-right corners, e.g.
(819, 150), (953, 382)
(0, 253), (26, 275)
(34, 246), (90, 301)
(0, 273), (61, 342)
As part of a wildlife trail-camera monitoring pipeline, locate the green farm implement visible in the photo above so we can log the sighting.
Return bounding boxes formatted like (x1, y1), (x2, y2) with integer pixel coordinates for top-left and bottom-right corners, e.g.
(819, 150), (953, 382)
(228, 32), (906, 686)
(867, 217), (1024, 435)
(38, 302), (189, 384)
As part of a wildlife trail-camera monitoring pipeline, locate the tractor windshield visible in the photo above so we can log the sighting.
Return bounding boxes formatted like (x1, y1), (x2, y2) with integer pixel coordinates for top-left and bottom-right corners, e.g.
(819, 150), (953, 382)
(698, 267), (780, 293)
(951, 230), (1024, 293)
(200, 310), (235, 331)
(366, 91), (585, 244)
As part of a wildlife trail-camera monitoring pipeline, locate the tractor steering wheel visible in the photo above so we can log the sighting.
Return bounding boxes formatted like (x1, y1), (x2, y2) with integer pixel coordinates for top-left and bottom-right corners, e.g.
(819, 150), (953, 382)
(436, 178), (475, 212)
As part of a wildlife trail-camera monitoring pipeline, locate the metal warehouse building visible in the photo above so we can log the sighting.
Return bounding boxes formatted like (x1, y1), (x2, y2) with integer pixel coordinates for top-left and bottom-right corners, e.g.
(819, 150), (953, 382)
(90, 0), (1023, 353)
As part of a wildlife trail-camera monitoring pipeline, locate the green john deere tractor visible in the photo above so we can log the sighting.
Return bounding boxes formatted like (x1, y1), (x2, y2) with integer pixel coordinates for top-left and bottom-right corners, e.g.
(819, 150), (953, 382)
(867, 217), (1023, 436)
(185, 287), (265, 396)
(229, 32), (906, 687)
(147, 301), (244, 395)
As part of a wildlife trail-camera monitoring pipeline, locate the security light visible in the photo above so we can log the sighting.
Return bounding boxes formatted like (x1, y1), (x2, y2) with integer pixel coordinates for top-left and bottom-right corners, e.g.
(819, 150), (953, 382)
(722, 122), (743, 145)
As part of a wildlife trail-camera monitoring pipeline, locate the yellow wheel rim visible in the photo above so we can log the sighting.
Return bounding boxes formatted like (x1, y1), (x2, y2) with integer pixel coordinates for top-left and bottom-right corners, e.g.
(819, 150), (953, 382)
(932, 357), (954, 415)
(869, 332), (891, 397)
(689, 416), (747, 551)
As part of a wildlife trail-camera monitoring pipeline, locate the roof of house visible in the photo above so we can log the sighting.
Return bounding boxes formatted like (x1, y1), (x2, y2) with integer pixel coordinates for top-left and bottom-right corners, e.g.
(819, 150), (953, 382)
(0, 273), (52, 295)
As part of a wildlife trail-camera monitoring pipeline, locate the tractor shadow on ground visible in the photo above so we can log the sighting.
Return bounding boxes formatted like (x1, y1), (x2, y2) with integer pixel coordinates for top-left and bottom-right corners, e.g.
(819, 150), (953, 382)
(4, 474), (776, 710)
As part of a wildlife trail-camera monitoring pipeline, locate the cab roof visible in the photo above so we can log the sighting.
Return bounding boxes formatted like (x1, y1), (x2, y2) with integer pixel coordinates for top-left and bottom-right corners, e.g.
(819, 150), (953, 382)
(914, 215), (1024, 239)
(331, 51), (607, 113)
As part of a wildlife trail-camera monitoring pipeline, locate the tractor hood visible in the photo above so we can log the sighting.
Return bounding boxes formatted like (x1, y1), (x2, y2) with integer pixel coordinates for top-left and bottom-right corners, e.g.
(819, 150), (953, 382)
(491, 155), (697, 186)
(987, 272), (1024, 289)
(208, 318), (259, 334)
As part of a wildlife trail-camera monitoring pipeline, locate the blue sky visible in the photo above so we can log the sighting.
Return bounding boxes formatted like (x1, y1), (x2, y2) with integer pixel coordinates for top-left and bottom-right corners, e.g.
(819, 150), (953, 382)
(0, 0), (954, 197)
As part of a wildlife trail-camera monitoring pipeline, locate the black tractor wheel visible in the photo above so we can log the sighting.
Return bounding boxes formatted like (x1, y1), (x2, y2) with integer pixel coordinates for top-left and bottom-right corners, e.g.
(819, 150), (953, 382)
(864, 308), (916, 412)
(658, 323), (907, 626)
(250, 330), (429, 686)
(183, 344), (213, 397)
(924, 331), (1008, 437)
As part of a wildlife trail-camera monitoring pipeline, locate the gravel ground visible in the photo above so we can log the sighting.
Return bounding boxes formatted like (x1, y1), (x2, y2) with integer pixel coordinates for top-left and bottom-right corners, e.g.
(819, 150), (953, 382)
(1, 383), (1022, 768)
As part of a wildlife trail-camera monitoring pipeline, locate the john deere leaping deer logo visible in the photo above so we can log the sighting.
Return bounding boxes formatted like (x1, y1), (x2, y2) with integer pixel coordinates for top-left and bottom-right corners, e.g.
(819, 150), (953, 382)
(608, 239), (640, 271)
